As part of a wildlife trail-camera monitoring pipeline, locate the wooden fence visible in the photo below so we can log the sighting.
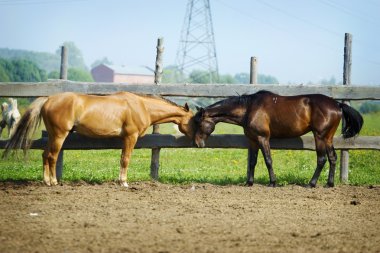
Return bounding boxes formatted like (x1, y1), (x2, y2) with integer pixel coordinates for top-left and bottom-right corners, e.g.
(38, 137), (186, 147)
(1, 35), (380, 183)
(1, 81), (379, 181)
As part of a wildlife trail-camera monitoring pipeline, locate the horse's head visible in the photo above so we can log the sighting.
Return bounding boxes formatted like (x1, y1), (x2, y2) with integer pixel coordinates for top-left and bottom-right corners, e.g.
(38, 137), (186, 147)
(193, 107), (215, 148)
(177, 103), (195, 139)
(1, 102), (9, 113)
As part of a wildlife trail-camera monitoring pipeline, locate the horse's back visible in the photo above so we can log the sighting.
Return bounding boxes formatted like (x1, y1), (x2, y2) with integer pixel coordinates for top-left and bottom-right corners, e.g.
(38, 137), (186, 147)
(41, 92), (151, 137)
(248, 92), (341, 138)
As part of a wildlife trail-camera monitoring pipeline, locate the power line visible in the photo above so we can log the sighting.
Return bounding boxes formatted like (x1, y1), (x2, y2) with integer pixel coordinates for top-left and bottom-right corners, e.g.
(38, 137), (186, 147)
(214, 0), (380, 67)
(0, 0), (88, 6)
(214, 0), (338, 51)
(317, 0), (379, 26)
(255, 0), (342, 38)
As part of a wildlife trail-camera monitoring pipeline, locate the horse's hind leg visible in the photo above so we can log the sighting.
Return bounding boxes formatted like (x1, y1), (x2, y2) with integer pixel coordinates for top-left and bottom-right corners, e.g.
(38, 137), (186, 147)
(309, 136), (327, 187)
(326, 145), (337, 187)
(42, 148), (50, 186)
(43, 133), (68, 186)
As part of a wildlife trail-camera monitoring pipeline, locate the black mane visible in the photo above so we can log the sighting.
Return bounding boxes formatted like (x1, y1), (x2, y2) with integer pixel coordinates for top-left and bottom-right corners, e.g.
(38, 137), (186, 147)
(207, 90), (275, 109)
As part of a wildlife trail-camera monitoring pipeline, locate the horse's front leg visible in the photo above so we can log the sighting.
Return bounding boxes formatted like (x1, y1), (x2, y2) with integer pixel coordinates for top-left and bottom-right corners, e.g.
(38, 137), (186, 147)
(246, 142), (259, 186)
(119, 133), (138, 187)
(258, 136), (276, 187)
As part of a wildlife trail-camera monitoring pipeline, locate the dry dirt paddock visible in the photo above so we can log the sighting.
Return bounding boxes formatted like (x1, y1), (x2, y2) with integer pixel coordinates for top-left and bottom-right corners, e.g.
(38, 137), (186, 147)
(0, 181), (379, 253)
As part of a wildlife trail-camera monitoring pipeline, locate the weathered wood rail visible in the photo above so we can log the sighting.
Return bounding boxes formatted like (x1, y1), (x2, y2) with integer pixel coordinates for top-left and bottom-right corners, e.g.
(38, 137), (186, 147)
(1, 80), (379, 100)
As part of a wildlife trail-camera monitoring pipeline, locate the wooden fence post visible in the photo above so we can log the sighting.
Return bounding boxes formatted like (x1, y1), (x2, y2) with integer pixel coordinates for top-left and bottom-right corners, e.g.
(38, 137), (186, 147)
(340, 33), (352, 183)
(56, 45), (68, 181)
(247, 57), (257, 184)
(250, 56), (257, 85)
(150, 38), (164, 180)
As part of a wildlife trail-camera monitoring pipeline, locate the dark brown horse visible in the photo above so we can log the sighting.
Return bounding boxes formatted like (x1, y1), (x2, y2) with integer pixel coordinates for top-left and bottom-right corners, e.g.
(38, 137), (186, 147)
(193, 90), (363, 187)
(3, 92), (194, 187)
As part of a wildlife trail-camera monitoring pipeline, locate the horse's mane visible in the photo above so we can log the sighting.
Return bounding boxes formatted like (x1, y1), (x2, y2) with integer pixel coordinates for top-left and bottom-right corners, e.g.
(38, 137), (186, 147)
(207, 90), (275, 109)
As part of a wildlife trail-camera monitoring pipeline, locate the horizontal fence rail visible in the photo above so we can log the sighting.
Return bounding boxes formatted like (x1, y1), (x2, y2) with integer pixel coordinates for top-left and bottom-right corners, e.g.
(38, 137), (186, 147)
(0, 133), (379, 151)
(1, 81), (380, 100)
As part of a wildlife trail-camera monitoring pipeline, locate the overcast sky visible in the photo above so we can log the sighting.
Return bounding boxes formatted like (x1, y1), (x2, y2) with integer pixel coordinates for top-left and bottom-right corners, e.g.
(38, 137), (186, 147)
(1, 0), (379, 84)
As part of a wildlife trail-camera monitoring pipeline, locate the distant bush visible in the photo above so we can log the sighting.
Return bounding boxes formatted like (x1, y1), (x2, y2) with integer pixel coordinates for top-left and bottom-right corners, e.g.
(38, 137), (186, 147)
(0, 58), (47, 82)
(359, 101), (380, 114)
(48, 68), (93, 82)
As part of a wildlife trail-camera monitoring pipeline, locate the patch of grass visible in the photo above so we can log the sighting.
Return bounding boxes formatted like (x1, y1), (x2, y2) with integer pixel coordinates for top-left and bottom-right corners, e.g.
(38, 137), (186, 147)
(0, 112), (379, 186)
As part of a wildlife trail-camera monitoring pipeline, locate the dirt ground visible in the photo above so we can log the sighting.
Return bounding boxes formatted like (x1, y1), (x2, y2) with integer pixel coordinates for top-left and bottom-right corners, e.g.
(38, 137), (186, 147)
(0, 181), (379, 253)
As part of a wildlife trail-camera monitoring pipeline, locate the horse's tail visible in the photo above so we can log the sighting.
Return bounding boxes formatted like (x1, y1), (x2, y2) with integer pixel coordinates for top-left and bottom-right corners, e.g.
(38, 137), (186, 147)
(339, 102), (364, 139)
(2, 97), (48, 158)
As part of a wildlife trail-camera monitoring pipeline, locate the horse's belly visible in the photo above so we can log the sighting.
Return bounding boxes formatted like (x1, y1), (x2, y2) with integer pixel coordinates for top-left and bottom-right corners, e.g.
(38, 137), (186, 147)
(270, 127), (311, 138)
(74, 124), (122, 137)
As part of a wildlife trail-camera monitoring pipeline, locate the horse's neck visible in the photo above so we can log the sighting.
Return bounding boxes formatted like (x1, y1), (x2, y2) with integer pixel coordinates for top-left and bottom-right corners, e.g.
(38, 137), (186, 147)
(207, 104), (247, 126)
(144, 99), (185, 125)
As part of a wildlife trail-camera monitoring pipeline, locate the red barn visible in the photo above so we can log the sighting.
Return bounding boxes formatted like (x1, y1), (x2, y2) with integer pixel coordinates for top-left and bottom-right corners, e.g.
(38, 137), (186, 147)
(91, 64), (154, 84)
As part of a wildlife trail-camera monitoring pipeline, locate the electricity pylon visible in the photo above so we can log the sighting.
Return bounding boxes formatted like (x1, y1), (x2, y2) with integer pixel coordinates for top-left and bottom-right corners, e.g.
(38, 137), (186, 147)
(176, 0), (219, 83)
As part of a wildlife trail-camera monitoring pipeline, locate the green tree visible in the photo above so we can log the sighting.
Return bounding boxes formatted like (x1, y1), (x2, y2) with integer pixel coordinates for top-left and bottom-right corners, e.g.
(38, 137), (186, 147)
(162, 65), (185, 83)
(359, 101), (380, 114)
(0, 48), (60, 73)
(218, 74), (236, 84)
(67, 68), (93, 81)
(0, 58), (47, 82)
(258, 74), (279, 84)
(48, 68), (93, 81)
(0, 59), (10, 81)
(189, 69), (219, 84)
(48, 70), (59, 79)
(56, 42), (88, 70)
(234, 73), (249, 84)
(321, 76), (336, 85)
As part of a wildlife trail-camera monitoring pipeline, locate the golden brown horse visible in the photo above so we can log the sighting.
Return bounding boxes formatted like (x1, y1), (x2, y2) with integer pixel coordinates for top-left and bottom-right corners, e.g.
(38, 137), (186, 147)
(193, 90), (363, 187)
(3, 92), (194, 187)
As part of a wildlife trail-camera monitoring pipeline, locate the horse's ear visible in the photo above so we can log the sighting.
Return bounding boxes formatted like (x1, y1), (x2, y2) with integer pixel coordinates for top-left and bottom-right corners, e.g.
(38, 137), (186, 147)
(196, 106), (205, 113)
(184, 103), (190, 112)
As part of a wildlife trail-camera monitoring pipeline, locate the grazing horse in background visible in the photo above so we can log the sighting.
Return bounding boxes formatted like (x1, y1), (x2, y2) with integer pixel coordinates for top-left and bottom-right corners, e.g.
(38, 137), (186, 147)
(0, 98), (21, 138)
(3, 92), (194, 187)
(193, 90), (363, 187)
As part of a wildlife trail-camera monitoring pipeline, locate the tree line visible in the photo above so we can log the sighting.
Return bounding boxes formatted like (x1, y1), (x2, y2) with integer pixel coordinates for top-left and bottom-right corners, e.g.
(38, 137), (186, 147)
(0, 43), (378, 114)
(1, 41), (280, 84)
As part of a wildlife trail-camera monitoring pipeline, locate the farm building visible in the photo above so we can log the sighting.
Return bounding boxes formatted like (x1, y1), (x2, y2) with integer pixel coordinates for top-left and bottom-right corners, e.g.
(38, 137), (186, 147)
(91, 64), (154, 84)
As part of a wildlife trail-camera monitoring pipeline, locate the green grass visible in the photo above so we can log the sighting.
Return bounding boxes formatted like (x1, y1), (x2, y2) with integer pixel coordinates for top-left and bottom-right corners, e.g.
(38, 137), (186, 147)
(0, 112), (379, 186)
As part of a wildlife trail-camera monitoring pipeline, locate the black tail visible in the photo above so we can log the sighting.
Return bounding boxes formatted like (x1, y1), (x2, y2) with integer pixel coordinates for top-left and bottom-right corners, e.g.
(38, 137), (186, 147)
(339, 103), (364, 138)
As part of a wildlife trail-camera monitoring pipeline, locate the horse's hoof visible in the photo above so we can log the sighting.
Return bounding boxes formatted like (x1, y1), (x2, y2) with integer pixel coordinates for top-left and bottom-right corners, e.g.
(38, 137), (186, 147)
(120, 182), (129, 188)
(306, 183), (316, 188)
(268, 182), (276, 187)
(325, 183), (334, 188)
(245, 181), (253, 187)
(51, 180), (58, 186)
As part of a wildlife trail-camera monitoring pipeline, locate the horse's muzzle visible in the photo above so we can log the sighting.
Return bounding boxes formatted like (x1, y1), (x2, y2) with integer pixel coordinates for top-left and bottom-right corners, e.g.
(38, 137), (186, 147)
(195, 139), (206, 148)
